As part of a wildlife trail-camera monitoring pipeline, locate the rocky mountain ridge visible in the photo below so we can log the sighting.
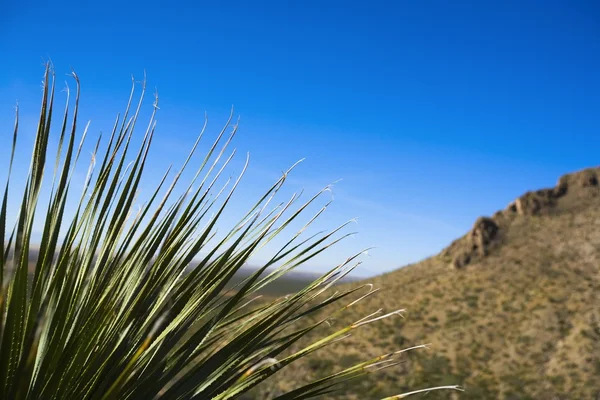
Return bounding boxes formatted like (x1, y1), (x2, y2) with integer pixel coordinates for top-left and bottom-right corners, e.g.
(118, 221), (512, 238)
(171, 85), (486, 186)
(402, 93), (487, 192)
(442, 166), (600, 269)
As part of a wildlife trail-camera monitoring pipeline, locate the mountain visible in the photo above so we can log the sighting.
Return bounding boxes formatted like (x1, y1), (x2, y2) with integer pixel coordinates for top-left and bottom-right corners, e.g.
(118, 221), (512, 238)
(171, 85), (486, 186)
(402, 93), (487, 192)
(253, 167), (600, 399)
(221, 266), (358, 296)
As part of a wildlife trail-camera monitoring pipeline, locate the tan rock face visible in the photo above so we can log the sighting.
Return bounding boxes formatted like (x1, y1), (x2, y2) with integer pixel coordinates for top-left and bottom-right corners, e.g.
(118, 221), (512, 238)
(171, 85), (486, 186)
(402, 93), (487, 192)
(471, 216), (499, 254)
(508, 189), (556, 216)
(450, 217), (499, 269)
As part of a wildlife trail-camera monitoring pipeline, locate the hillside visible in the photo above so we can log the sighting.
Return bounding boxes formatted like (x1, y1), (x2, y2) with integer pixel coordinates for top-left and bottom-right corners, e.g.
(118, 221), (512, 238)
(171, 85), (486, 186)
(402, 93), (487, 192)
(251, 167), (600, 399)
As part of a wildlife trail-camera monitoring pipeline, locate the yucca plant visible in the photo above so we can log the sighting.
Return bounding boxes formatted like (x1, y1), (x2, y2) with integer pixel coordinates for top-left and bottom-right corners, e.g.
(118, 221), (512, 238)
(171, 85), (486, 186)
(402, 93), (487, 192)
(0, 64), (462, 399)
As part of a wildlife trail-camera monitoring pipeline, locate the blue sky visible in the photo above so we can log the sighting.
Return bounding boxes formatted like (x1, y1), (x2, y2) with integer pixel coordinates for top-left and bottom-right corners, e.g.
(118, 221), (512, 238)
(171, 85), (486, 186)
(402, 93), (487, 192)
(1, 1), (599, 276)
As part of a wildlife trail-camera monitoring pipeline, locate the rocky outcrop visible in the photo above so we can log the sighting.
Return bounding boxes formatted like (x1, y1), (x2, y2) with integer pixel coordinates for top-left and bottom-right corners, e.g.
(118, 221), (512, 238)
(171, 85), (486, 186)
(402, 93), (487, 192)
(556, 167), (599, 194)
(443, 167), (600, 269)
(506, 167), (600, 216)
(448, 217), (500, 269)
(470, 216), (499, 255)
(506, 189), (557, 216)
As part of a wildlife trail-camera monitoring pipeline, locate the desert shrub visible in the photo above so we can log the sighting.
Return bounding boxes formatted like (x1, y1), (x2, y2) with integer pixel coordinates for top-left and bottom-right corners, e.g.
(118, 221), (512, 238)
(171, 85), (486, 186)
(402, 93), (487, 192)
(405, 354), (463, 399)
(0, 64), (463, 399)
(459, 376), (499, 400)
(501, 373), (536, 400)
(464, 295), (479, 309)
(307, 357), (335, 374)
(339, 353), (362, 369)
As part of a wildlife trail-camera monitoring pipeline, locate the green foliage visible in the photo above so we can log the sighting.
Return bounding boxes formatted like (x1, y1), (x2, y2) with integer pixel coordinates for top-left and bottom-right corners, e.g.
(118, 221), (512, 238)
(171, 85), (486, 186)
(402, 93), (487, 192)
(0, 65), (462, 399)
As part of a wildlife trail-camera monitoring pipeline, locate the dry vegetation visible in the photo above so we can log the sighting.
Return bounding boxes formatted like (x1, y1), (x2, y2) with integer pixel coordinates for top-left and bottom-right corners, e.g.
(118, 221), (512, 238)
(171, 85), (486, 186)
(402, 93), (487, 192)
(247, 167), (600, 399)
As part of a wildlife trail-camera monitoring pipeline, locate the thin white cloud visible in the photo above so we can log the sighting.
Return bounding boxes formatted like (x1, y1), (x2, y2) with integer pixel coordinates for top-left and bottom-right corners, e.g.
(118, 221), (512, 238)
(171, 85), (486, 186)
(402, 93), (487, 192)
(336, 194), (464, 235)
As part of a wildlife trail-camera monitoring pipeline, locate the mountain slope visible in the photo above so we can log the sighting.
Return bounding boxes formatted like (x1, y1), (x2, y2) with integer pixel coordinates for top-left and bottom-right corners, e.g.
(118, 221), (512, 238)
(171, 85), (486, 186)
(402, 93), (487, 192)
(254, 167), (600, 400)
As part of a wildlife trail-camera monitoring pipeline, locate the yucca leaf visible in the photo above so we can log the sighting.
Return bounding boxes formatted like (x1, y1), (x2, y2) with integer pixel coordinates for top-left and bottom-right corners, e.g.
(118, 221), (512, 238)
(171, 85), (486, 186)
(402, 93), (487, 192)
(0, 64), (459, 400)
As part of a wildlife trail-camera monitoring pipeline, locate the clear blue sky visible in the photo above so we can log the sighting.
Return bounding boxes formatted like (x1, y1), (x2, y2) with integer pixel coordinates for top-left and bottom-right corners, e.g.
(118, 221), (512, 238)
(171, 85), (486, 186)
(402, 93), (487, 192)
(1, 1), (599, 276)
